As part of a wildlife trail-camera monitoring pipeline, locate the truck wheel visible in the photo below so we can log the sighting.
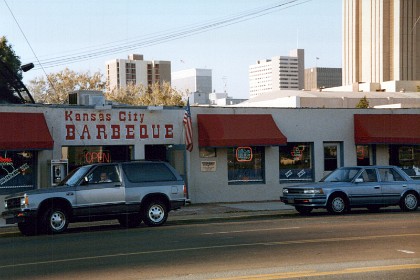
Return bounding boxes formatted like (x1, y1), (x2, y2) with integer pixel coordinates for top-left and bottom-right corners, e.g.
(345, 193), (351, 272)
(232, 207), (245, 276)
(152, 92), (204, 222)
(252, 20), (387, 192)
(42, 208), (69, 234)
(142, 200), (168, 227)
(18, 221), (39, 236)
(118, 214), (142, 228)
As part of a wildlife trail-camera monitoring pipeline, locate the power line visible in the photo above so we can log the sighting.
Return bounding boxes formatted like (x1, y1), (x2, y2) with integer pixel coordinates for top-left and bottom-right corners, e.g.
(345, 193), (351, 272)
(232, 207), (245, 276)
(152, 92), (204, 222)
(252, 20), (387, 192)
(22, 0), (311, 70)
(3, 0), (57, 93)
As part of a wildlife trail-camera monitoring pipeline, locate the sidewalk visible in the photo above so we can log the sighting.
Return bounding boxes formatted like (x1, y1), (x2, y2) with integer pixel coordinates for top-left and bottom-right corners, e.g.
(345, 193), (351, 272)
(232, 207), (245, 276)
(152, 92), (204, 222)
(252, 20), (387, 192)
(171, 201), (295, 222)
(0, 201), (294, 231)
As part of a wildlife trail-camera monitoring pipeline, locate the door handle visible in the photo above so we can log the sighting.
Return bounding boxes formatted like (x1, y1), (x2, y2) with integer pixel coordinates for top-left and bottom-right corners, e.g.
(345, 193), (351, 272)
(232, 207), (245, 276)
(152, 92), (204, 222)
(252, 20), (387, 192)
(66, 192), (74, 196)
(374, 187), (380, 189)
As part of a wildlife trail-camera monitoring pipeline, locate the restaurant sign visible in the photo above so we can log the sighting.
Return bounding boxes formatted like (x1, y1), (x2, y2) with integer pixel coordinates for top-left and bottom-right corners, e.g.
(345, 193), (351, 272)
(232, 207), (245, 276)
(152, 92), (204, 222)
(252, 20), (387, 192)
(64, 110), (175, 141)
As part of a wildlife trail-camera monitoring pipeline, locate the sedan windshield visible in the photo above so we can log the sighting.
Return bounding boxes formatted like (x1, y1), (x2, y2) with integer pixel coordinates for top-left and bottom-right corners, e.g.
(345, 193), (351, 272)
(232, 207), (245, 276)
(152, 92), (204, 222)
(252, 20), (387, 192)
(321, 167), (361, 182)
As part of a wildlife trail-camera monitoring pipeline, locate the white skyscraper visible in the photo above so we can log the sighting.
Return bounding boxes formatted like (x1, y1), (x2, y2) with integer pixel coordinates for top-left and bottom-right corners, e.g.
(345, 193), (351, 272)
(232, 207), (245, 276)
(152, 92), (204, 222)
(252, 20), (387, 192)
(249, 49), (304, 98)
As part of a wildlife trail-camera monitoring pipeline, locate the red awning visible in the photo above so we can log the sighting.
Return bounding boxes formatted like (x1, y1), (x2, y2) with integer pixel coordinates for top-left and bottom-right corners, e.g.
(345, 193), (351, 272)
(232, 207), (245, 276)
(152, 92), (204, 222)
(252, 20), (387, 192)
(0, 112), (54, 150)
(354, 114), (420, 144)
(198, 114), (287, 147)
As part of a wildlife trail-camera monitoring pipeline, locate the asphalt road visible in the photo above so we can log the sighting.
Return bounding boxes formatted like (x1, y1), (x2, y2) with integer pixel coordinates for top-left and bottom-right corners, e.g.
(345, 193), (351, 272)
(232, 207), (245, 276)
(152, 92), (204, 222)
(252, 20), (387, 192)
(1, 210), (419, 280)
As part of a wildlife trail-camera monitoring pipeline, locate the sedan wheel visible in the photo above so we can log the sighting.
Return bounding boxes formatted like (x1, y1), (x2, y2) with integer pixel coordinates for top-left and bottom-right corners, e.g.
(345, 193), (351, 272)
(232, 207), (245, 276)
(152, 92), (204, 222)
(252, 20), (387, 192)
(400, 192), (419, 212)
(327, 195), (348, 214)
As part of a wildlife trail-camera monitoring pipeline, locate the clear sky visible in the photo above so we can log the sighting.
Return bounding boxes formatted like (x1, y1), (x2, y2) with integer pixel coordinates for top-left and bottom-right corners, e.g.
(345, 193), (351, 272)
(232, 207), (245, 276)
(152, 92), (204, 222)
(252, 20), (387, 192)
(1, 0), (342, 99)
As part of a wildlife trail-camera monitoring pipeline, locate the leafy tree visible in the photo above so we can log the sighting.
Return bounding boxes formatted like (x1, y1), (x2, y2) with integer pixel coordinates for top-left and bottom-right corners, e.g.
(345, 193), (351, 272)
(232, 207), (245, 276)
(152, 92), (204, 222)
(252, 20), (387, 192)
(356, 96), (370, 108)
(0, 36), (24, 103)
(105, 81), (184, 106)
(29, 68), (105, 104)
(104, 83), (143, 105)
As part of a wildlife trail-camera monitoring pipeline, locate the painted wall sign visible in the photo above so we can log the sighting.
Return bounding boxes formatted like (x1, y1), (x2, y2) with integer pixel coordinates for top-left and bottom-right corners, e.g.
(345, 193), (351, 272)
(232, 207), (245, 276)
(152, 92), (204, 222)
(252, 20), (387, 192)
(236, 147), (253, 162)
(64, 110), (175, 141)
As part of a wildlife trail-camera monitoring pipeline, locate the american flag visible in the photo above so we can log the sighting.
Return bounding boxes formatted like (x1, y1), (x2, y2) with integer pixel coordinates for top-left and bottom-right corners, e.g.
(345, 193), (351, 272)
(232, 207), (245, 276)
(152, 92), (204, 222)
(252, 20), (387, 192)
(183, 98), (193, 152)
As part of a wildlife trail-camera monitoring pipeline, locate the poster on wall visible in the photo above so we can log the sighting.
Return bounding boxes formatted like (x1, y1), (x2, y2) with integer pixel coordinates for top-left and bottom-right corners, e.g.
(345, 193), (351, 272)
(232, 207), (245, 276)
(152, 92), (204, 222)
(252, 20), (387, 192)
(201, 161), (216, 172)
(0, 151), (36, 195)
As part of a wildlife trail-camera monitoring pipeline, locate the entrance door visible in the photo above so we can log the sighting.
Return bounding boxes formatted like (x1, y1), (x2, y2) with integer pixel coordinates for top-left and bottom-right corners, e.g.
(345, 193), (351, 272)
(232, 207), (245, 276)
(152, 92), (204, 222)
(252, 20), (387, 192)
(323, 143), (341, 176)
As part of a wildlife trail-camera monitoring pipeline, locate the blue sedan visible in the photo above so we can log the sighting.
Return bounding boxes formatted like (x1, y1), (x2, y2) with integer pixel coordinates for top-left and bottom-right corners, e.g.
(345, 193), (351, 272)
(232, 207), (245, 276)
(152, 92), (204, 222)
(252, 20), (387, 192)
(280, 166), (420, 215)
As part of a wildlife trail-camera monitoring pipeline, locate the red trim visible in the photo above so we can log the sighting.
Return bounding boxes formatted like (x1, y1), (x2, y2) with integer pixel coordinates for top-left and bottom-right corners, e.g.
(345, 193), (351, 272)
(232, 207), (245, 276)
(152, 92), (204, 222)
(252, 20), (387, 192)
(354, 114), (420, 144)
(0, 112), (54, 150)
(198, 114), (287, 147)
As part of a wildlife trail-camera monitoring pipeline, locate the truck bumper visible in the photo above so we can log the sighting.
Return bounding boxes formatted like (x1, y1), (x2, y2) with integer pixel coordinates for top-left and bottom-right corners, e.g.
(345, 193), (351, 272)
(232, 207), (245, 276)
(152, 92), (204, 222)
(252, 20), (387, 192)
(1, 210), (37, 224)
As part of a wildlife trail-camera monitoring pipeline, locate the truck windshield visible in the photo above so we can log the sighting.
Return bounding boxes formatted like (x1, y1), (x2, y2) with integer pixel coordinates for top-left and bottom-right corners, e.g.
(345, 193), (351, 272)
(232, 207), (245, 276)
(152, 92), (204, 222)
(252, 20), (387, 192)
(321, 167), (361, 182)
(57, 166), (92, 187)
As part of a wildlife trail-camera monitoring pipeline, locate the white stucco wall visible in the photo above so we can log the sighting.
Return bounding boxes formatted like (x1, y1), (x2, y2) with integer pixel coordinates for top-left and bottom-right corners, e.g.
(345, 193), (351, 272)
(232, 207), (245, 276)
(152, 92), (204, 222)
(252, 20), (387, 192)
(1, 104), (419, 204)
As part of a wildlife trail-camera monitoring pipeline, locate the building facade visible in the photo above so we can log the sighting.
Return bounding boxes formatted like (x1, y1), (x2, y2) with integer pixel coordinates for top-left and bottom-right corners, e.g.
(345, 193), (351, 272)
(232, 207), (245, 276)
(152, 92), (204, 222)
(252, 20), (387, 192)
(106, 54), (171, 90)
(304, 67), (342, 90)
(1, 102), (419, 208)
(249, 49), (304, 98)
(342, 0), (420, 86)
(172, 68), (212, 95)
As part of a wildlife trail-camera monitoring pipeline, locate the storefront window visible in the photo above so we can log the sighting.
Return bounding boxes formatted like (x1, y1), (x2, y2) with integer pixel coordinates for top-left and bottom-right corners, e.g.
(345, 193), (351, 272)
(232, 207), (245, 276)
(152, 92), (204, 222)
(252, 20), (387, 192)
(356, 145), (370, 166)
(0, 151), (37, 195)
(389, 145), (420, 180)
(279, 143), (314, 183)
(227, 146), (264, 184)
(62, 146), (133, 172)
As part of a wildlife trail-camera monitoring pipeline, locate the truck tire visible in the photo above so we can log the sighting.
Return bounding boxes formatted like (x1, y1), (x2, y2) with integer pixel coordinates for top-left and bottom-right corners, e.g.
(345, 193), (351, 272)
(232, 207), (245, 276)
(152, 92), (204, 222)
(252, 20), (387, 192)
(142, 200), (168, 227)
(42, 207), (69, 234)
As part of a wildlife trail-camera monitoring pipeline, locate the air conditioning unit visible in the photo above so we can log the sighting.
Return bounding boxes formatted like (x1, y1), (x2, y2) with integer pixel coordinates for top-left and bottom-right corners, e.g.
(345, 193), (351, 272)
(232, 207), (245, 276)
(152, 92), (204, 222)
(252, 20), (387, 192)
(68, 90), (105, 106)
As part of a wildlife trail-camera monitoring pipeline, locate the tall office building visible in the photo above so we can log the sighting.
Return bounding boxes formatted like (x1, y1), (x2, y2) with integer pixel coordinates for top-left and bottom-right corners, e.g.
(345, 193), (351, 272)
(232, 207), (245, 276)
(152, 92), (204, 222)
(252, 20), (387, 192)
(342, 0), (420, 86)
(249, 49), (304, 98)
(106, 54), (171, 90)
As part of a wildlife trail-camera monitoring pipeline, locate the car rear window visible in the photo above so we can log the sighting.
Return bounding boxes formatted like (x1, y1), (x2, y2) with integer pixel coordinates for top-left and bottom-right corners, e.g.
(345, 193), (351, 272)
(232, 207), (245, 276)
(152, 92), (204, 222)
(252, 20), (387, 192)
(122, 163), (177, 182)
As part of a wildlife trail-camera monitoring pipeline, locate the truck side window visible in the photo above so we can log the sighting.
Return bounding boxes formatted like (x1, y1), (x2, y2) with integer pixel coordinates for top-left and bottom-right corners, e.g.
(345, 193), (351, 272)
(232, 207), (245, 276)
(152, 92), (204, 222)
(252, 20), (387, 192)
(90, 165), (120, 184)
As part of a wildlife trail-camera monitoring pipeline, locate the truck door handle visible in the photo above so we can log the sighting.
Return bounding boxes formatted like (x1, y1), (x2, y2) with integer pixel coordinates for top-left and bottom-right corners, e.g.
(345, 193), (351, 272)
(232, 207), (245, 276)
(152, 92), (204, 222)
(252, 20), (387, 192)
(374, 187), (380, 189)
(66, 192), (74, 196)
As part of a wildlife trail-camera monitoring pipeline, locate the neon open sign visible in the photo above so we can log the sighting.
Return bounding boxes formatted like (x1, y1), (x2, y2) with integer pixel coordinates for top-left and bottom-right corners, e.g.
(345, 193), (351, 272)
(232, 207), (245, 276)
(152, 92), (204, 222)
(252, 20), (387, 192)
(84, 151), (111, 164)
(236, 147), (253, 162)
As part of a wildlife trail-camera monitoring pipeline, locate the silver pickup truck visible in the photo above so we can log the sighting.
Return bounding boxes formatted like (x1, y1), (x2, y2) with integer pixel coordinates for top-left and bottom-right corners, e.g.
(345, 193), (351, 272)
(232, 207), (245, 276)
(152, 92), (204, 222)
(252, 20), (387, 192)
(2, 161), (187, 235)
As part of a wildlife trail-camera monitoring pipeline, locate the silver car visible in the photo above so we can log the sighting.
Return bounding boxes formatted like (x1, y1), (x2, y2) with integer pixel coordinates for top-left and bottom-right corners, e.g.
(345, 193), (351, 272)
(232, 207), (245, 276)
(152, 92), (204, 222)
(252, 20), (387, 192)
(280, 166), (420, 215)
